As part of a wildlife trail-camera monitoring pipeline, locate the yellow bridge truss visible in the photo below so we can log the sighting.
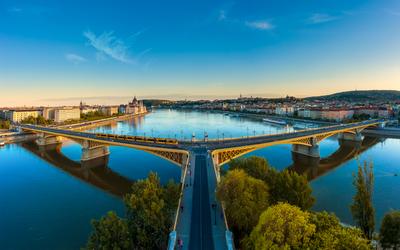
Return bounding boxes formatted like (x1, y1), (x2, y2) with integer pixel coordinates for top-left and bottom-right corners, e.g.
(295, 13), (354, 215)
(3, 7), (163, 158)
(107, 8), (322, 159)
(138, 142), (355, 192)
(24, 128), (189, 167)
(211, 123), (378, 167)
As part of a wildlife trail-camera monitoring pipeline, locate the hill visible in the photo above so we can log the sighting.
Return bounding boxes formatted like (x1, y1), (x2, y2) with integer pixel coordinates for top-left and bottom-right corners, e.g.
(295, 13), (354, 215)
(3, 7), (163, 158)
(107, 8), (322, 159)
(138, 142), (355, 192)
(306, 90), (400, 102)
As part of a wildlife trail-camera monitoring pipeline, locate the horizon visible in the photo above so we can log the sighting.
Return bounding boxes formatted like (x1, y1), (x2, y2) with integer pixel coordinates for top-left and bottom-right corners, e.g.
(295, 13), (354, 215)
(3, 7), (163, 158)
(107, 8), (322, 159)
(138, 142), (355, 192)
(1, 0), (400, 106)
(1, 89), (399, 108)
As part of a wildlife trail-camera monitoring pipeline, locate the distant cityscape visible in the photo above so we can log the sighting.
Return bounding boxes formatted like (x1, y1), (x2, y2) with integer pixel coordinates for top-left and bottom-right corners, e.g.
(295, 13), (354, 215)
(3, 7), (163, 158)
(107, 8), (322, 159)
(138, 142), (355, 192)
(0, 96), (147, 123)
(157, 91), (400, 123)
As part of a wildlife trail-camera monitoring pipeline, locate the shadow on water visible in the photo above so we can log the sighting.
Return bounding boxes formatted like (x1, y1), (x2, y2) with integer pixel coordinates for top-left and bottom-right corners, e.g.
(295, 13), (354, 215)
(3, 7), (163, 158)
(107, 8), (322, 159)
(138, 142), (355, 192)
(21, 141), (134, 198)
(288, 136), (384, 181)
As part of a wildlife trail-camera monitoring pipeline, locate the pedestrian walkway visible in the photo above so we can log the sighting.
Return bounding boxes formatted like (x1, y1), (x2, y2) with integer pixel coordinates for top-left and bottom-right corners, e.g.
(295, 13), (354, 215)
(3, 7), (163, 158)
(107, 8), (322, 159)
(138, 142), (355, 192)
(175, 152), (196, 250)
(205, 152), (228, 250)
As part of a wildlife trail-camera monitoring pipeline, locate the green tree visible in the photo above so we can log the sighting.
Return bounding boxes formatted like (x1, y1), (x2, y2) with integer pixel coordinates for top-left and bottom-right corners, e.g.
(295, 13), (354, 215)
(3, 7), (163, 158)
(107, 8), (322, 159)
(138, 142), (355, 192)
(217, 169), (269, 241)
(229, 156), (315, 210)
(85, 211), (132, 250)
(229, 156), (271, 180)
(351, 161), (375, 239)
(274, 169), (315, 210)
(124, 172), (177, 249)
(380, 210), (400, 249)
(244, 203), (316, 250)
(0, 119), (11, 129)
(309, 211), (371, 250)
(244, 205), (371, 250)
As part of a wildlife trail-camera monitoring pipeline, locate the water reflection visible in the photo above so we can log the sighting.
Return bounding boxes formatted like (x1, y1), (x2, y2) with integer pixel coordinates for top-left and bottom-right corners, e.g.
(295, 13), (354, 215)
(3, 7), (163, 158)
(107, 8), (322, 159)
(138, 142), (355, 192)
(21, 142), (133, 197)
(289, 136), (382, 181)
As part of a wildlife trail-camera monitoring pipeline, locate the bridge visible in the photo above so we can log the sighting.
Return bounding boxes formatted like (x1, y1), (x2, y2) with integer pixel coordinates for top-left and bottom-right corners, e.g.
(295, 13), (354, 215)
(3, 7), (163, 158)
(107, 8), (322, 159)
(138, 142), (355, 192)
(19, 119), (383, 249)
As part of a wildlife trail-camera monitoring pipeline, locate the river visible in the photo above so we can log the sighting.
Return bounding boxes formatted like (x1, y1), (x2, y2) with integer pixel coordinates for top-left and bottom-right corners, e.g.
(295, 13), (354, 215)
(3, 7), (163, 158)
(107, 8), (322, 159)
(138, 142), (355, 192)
(0, 109), (399, 249)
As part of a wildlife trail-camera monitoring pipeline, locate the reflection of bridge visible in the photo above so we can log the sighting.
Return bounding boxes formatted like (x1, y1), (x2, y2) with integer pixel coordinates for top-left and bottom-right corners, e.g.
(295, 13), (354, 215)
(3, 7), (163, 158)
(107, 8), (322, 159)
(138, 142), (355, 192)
(288, 136), (382, 181)
(21, 142), (133, 197)
(19, 119), (383, 250)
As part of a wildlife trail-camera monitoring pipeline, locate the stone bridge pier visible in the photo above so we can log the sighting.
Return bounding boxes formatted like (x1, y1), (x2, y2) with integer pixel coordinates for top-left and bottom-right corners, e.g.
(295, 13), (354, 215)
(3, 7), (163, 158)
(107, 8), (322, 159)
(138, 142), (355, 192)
(36, 133), (61, 146)
(81, 140), (110, 167)
(338, 129), (363, 142)
(291, 137), (320, 159)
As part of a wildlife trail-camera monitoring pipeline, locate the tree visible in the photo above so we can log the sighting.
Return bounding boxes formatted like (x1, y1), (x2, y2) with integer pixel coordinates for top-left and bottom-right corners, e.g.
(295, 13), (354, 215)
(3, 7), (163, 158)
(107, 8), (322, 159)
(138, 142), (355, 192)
(351, 161), (375, 239)
(229, 156), (315, 210)
(216, 169), (269, 241)
(229, 156), (271, 180)
(244, 203), (316, 250)
(273, 170), (315, 210)
(124, 172), (178, 249)
(244, 205), (371, 250)
(380, 210), (400, 249)
(0, 119), (11, 129)
(308, 211), (371, 250)
(85, 211), (132, 250)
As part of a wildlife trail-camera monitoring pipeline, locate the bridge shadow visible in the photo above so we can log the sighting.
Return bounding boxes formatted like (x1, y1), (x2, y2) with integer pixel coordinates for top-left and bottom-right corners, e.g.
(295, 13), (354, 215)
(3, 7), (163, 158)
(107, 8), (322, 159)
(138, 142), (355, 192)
(288, 136), (383, 181)
(21, 142), (134, 198)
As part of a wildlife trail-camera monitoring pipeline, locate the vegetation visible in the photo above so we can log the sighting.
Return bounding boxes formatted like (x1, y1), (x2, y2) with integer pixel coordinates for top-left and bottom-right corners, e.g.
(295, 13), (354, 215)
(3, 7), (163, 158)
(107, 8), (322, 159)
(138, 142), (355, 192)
(216, 169), (269, 242)
(217, 156), (376, 249)
(86, 211), (133, 250)
(85, 172), (180, 249)
(229, 156), (315, 210)
(306, 90), (400, 102)
(351, 161), (375, 239)
(80, 111), (109, 121)
(380, 210), (400, 249)
(20, 115), (52, 125)
(243, 203), (371, 250)
(0, 119), (11, 129)
(244, 203), (316, 249)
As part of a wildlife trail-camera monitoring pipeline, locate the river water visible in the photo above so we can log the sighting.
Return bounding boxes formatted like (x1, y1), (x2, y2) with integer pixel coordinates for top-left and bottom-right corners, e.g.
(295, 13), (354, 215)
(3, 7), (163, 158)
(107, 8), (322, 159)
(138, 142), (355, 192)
(0, 109), (399, 249)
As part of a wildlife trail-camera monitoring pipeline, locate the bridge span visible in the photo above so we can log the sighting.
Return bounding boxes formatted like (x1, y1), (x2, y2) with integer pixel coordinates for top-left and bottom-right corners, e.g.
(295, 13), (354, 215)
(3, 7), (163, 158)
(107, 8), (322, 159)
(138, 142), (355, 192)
(19, 119), (383, 249)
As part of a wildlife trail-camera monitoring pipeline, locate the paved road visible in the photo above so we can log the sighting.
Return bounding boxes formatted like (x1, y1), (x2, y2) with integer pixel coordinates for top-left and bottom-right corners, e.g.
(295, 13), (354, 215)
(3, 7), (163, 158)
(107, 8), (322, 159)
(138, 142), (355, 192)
(189, 154), (214, 250)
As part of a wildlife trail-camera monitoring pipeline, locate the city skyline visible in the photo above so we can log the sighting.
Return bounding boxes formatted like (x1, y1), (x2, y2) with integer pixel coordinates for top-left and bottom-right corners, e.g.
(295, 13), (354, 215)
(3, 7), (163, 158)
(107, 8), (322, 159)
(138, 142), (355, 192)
(1, 0), (400, 106)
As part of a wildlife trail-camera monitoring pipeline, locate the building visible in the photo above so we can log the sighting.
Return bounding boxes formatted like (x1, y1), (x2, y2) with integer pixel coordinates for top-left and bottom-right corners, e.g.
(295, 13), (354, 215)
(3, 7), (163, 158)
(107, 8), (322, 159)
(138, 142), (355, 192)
(126, 97), (147, 114)
(275, 105), (295, 116)
(42, 107), (56, 120)
(5, 109), (41, 123)
(118, 104), (127, 114)
(54, 108), (81, 123)
(100, 106), (119, 116)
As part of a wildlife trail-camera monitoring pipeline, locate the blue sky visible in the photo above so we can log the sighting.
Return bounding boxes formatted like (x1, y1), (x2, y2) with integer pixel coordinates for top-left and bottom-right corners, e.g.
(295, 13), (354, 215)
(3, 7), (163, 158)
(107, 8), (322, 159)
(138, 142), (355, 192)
(1, 0), (400, 106)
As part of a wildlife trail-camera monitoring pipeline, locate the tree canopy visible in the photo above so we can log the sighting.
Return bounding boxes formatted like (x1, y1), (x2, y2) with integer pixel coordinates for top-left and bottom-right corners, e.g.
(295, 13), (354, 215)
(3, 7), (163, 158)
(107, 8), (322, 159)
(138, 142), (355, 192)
(351, 161), (375, 239)
(245, 203), (316, 250)
(216, 169), (269, 241)
(85, 211), (132, 250)
(380, 210), (400, 249)
(85, 172), (180, 249)
(228, 156), (315, 210)
(244, 203), (371, 250)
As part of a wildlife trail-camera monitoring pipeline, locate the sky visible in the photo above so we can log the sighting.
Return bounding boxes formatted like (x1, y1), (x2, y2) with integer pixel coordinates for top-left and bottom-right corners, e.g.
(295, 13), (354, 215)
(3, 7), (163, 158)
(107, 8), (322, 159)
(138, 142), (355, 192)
(1, 0), (400, 106)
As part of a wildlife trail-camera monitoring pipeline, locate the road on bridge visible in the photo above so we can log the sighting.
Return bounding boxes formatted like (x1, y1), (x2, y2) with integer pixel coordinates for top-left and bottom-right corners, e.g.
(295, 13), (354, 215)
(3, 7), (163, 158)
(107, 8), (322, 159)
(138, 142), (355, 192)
(189, 154), (214, 250)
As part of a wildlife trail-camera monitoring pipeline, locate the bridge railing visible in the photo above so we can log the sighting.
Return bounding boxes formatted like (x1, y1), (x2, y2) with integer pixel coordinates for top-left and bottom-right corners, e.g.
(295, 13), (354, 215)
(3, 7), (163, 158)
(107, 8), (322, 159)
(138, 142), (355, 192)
(167, 153), (190, 250)
(178, 119), (383, 144)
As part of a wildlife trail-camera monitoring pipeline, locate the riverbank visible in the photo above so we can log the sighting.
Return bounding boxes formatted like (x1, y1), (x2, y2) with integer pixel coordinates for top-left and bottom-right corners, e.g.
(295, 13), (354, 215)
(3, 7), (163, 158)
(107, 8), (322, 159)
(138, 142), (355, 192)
(363, 127), (400, 139)
(0, 112), (149, 145)
(59, 111), (149, 131)
(156, 107), (337, 126)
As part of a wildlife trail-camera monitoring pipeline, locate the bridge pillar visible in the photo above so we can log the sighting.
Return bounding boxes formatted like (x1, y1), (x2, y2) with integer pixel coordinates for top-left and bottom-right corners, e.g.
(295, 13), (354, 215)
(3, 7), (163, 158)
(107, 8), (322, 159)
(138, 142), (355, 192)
(291, 137), (320, 158)
(338, 138), (362, 149)
(36, 133), (61, 146)
(338, 130), (362, 142)
(81, 140), (110, 167)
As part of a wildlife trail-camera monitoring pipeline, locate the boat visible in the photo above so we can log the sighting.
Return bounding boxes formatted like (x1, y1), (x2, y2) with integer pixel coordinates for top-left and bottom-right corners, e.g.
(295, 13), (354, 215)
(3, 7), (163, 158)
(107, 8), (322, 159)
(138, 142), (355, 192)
(262, 118), (287, 126)
(0, 141), (5, 147)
